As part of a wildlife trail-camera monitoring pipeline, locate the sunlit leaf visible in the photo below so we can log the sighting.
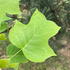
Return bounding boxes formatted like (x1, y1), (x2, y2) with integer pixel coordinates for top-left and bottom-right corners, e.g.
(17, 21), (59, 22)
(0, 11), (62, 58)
(9, 9), (60, 62)
(0, 0), (20, 22)
(0, 33), (7, 40)
(0, 59), (18, 68)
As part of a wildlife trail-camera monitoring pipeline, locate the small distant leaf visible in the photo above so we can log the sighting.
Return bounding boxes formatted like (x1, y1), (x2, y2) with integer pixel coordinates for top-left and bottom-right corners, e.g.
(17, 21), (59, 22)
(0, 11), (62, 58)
(9, 9), (60, 62)
(0, 0), (20, 22)
(0, 33), (7, 40)
(0, 59), (18, 68)
(7, 44), (28, 63)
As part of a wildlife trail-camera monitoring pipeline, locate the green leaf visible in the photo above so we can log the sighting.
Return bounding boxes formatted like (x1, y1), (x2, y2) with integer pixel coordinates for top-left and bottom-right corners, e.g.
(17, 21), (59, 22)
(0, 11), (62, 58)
(0, 59), (18, 68)
(0, 0), (20, 22)
(0, 22), (8, 33)
(0, 33), (7, 40)
(9, 9), (60, 62)
(7, 44), (28, 63)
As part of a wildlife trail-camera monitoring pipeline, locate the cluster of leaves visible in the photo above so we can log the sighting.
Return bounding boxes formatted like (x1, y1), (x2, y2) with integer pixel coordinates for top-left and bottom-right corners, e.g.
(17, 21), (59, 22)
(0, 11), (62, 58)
(0, 0), (60, 69)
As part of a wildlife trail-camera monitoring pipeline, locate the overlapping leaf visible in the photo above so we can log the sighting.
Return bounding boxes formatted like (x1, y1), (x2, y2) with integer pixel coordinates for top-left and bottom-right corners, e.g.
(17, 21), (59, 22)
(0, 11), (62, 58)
(0, 21), (8, 33)
(0, 0), (20, 22)
(9, 9), (60, 62)
(7, 44), (28, 63)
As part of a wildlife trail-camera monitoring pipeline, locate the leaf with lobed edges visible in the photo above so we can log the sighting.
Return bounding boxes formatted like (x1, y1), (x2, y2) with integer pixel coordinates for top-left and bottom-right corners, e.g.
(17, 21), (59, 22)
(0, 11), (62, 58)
(9, 9), (61, 62)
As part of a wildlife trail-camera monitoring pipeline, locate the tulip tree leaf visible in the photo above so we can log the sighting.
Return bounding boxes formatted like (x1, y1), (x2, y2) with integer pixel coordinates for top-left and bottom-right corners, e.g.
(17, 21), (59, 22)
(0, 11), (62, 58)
(7, 44), (28, 63)
(9, 9), (60, 62)
(0, 0), (20, 22)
